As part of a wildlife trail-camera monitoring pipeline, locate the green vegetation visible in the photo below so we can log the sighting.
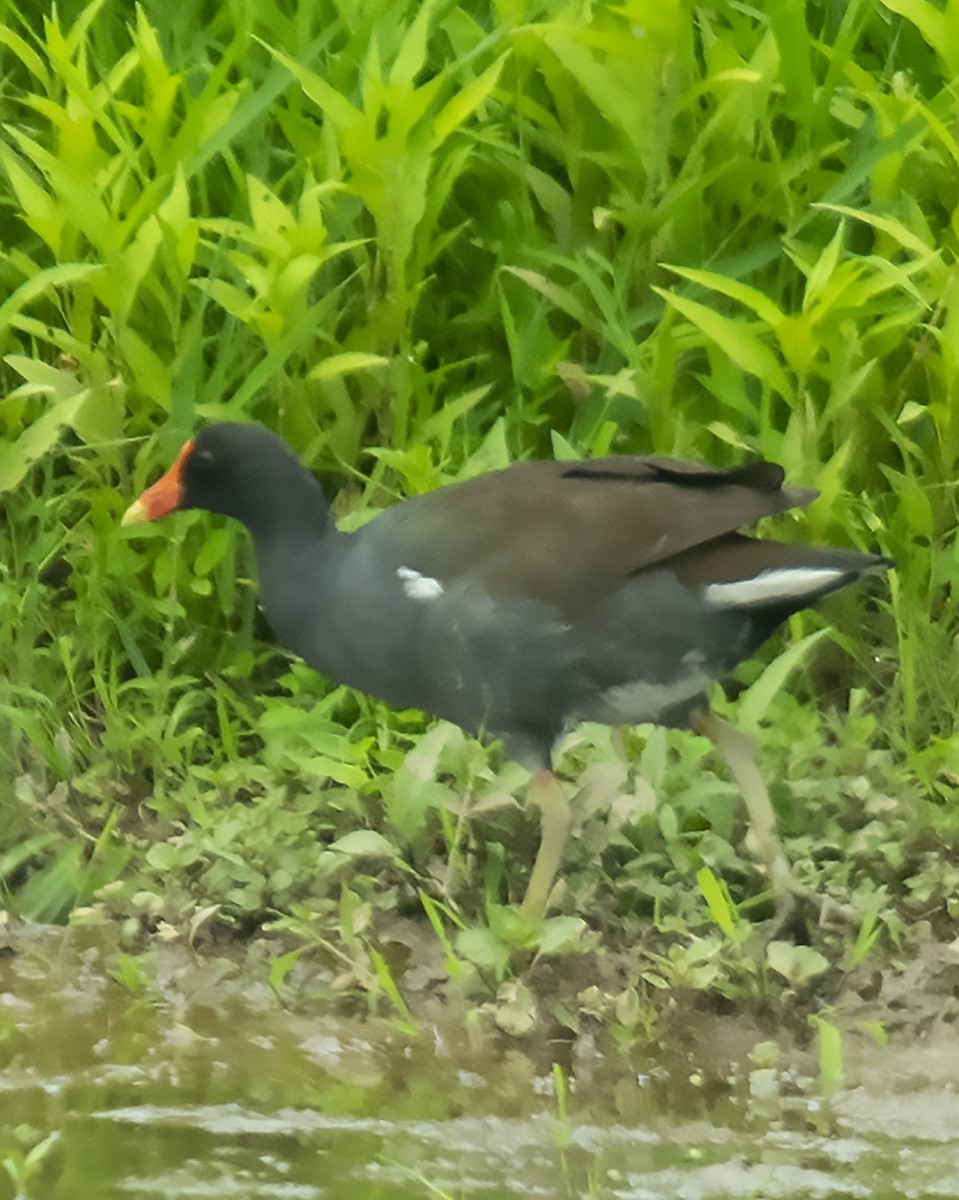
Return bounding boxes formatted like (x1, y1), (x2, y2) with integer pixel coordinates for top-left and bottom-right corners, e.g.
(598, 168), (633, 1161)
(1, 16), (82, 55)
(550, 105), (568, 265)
(1, 0), (957, 1028)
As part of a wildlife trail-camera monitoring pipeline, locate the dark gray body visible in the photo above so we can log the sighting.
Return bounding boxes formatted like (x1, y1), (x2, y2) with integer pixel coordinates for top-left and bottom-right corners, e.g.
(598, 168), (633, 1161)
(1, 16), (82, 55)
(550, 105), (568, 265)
(258, 527), (746, 767)
(179, 424), (891, 770)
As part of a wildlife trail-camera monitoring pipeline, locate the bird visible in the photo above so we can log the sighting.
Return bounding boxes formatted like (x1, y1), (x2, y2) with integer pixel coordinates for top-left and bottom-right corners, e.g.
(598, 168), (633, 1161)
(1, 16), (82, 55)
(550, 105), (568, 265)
(122, 422), (891, 923)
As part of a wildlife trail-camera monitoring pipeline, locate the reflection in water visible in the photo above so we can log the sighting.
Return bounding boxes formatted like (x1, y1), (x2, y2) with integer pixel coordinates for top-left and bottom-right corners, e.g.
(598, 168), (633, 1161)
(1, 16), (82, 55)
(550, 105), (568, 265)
(2, 925), (958, 1199)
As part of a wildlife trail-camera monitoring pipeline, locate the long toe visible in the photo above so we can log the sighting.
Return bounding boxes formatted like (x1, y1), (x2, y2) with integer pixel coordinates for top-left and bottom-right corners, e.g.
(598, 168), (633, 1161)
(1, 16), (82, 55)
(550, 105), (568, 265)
(764, 880), (857, 942)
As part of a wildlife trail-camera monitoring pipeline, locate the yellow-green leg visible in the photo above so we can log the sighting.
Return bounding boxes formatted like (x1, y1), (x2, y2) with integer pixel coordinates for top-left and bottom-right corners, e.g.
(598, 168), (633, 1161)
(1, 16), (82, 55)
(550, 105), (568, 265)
(693, 711), (802, 902)
(520, 770), (572, 921)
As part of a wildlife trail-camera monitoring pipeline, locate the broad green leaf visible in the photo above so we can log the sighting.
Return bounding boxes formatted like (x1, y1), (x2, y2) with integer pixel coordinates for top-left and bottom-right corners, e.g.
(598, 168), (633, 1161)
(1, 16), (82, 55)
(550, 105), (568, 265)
(459, 417), (511, 479)
(663, 264), (785, 326)
(119, 215), (164, 306)
(801, 221), (845, 311)
(0, 27), (49, 86)
(5, 126), (114, 256)
(390, 0), (442, 88)
(197, 87), (244, 150)
(193, 527), (232, 577)
(193, 277), (258, 321)
(774, 313), (818, 373)
(366, 444), (441, 495)
(653, 286), (792, 398)
(736, 629), (829, 732)
(505, 266), (590, 324)
(768, 0), (814, 121)
(709, 68), (763, 84)
(549, 430), (580, 461)
(816, 202), (934, 257)
(308, 352), (390, 382)
(697, 867), (738, 939)
(248, 175), (296, 245)
(768, 940), (829, 984)
(0, 144), (61, 253)
(330, 830), (398, 858)
(432, 52), (509, 147)
(300, 756), (369, 788)
(118, 326), (171, 403)
(0, 357), (92, 492)
(417, 385), (491, 448)
(707, 420), (753, 452)
(13, 842), (84, 921)
(879, 465), (934, 540)
(156, 167), (198, 273)
(0, 832), (58, 877)
(536, 915), (587, 955)
(268, 948), (304, 991)
(263, 43), (363, 131)
(812, 1015), (844, 1094)
(878, 0), (959, 75)
(382, 760), (450, 840)
(3, 353), (85, 394)
(897, 400), (928, 426)
(538, 28), (649, 156)
(456, 925), (511, 975)
(369, 947), (416, 1031)
(70, 380), (124, 446)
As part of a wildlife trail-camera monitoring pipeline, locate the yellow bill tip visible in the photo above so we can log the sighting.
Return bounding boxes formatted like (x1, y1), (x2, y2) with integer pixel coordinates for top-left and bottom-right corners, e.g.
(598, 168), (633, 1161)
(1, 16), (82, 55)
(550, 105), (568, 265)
(121, 497), (149, 527)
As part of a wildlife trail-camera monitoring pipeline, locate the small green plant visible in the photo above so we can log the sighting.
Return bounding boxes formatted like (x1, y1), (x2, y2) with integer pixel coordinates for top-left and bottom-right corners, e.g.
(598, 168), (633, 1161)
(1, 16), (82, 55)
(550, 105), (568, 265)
(810, 1014), (844, 1096)
(1, 1129), (59, 1200)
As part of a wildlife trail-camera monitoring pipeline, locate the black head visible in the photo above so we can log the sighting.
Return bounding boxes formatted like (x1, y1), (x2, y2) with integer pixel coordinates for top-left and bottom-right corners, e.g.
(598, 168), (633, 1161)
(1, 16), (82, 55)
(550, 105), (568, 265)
(123, 422), (329, 535)
(180, 423), (302, 521)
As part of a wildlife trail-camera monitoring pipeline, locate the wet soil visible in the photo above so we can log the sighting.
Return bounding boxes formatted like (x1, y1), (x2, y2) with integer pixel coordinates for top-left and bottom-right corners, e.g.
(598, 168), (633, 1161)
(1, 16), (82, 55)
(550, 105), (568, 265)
(2, 921), (959, 1199)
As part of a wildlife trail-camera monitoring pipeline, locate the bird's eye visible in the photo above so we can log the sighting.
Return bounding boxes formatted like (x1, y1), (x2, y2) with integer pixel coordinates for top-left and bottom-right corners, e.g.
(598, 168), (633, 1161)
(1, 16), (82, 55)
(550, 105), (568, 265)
(194, 448), (215, 466)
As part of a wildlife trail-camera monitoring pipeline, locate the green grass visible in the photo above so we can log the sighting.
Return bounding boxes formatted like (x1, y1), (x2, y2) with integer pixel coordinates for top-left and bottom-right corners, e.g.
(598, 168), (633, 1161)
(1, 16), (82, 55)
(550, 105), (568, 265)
(1, 0), (958, 1021)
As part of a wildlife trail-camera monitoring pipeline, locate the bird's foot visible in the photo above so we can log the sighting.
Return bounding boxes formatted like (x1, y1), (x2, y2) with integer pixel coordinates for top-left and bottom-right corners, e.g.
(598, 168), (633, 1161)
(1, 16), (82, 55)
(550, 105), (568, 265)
(762, 875), (856, 942)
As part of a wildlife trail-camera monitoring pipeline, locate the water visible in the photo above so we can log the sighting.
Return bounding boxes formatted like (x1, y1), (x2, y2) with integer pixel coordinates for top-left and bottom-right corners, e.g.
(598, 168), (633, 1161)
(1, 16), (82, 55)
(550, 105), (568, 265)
(2, 924), (957, 1198)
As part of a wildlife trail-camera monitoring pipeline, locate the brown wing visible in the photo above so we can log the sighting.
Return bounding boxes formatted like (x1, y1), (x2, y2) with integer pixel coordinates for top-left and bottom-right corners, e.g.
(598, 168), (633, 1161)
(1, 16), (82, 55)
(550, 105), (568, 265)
(369, 455), (818, 618)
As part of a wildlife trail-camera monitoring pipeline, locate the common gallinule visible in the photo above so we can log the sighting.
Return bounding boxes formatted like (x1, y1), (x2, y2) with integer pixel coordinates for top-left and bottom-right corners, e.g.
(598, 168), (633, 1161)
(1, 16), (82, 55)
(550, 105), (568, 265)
(123, 423), (891, 921)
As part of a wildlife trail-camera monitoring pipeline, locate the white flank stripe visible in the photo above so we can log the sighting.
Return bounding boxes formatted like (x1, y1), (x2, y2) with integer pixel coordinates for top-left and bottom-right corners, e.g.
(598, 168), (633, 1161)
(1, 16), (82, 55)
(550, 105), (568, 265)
(597, 672), (711, 725)
(397, 565), (444, 601)
(704, 566), (846, 608)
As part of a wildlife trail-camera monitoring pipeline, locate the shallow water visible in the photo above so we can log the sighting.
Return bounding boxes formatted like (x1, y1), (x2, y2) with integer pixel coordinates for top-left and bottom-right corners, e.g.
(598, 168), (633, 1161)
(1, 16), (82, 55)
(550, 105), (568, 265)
(2, 925), (958, 1199)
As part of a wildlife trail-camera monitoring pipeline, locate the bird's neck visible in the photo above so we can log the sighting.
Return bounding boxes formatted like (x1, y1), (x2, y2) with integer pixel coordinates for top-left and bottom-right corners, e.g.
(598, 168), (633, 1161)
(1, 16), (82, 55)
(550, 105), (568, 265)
(251, 498), (346, 667)
(239, 463), (333, 548)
